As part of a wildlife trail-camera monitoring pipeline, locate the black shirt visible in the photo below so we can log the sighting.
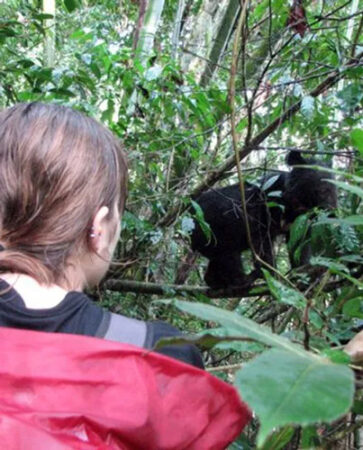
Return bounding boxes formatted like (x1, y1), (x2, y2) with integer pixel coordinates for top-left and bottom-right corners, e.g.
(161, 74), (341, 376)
(0, 280), (204, 369)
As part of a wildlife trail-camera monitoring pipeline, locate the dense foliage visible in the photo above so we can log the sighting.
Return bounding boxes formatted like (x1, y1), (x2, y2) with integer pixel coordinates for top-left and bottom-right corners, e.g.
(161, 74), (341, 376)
(1, 0), (363, 447)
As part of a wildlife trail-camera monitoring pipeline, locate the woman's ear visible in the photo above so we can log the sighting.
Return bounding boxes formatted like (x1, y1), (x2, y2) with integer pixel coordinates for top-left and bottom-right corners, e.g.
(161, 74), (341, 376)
(89, 206), (110, 253)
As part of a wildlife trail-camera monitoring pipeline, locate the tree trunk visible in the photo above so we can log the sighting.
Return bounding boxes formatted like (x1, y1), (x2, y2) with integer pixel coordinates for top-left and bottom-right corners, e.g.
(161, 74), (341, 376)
(128, 0), (166, 115)
(171, 0), (185, 60)
(43, 0), (55, 66)
(200, 0), (241, 86)
(135, 0), (165, 59)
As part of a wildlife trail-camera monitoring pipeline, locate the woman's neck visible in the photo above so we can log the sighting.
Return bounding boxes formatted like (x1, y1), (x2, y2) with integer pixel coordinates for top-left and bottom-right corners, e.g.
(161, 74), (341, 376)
(1, 273), (73, 309)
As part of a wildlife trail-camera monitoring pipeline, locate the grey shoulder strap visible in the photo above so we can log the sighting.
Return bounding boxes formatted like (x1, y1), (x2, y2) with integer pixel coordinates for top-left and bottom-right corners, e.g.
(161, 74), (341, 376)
(99, 311), (147, 348)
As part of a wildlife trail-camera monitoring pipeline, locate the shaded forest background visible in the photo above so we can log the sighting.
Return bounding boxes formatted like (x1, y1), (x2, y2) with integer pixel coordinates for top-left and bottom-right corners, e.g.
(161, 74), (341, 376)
(1, 0), (363, 447)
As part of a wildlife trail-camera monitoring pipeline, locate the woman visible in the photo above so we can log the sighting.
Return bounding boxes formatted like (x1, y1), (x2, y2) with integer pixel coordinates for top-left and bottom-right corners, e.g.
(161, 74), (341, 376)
(0, 102), (203, 368)
(0, 103), (251, 449)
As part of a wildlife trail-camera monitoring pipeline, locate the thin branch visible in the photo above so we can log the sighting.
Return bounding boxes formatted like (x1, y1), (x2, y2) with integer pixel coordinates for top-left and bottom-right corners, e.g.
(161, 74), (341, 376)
(315, 9), (363, 22)
(256, 146), (352, 157)
(207, 363), (243, 372)
(229, 0), (256, 261)
(327, 419), (363, 444)
(313, 0), (353, 22)
(104, 265), (353, 301)
(103, 278), (268, 298)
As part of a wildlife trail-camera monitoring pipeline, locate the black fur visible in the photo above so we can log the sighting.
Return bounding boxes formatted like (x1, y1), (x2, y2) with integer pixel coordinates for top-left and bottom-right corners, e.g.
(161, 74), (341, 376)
(191, 151), (337, 289)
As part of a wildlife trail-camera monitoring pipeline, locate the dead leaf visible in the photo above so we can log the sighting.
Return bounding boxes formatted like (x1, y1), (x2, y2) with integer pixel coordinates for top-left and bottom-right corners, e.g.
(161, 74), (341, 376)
(287, 0), (309, 37)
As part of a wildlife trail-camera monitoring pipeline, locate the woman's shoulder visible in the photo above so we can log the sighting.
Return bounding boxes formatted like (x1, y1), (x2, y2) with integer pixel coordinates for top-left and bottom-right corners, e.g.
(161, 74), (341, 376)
(145, 320), (204, 369)
(102, 312), (204, 369)
(101, 311), (147, 347)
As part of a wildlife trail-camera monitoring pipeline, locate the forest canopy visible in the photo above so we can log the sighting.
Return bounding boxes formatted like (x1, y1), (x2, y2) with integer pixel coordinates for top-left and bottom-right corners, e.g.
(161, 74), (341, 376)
(1, 0), (363, 447)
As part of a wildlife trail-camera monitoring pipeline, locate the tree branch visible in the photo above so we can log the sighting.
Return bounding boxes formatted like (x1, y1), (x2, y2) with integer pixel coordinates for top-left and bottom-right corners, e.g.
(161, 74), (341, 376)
(103, 278), (268, 298)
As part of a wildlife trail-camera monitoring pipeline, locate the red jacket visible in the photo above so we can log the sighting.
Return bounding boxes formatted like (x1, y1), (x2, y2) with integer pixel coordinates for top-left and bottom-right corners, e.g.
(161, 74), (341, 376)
(0, 328), (251, 449)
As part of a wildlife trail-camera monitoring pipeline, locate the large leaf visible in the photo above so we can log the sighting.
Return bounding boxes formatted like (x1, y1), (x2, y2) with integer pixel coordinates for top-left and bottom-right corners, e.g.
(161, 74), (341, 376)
(342, 215), (363, 226)
(317, 215), (363, 227)
(154, 332), (258, 351)
(235, 349), (354, 447)
(310, 256), (349, 273)
(287, 214), (310, 253)
(327, 180), (363, 199)
(164, 300), (354, 447)
(162, 300), (308, 357)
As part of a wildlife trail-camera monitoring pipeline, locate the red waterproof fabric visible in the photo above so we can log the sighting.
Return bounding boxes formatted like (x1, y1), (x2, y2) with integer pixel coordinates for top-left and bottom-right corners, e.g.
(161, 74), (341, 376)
(0, 327), (251, 449)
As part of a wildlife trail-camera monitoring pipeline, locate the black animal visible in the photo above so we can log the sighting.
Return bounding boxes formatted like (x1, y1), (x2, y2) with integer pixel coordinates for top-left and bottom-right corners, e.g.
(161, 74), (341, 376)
(191, 151), (337, 289)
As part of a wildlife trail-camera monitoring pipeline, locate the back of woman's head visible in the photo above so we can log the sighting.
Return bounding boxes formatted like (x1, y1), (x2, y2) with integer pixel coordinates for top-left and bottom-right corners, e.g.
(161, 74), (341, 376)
(0, 102), (127, 286)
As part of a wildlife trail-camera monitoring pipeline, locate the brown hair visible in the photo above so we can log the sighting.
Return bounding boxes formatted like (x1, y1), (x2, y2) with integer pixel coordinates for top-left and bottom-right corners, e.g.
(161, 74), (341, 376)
(0, 102), (128, 286)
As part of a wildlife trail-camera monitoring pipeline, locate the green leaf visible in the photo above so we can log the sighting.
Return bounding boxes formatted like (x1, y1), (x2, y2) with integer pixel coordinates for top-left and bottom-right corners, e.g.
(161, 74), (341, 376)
(288, 214), (309, 251)
(352, 399), (363, 415)
(350, 129), (363, 154)
(191, 199), (212, 242)
(309, 309), (324, 330)
(48, 88), (76, 98)
(159, 301), (354, 447)
(235, 349), (354, 447)
(328, 267), (363, 288)
(259, 426), (295, 450)
(299, 165), (363, 184)
(33, 13), (54, 20)
(263, 270), (306, 309)
(322, 349), (351, 365)
(262, 175), (280, 191)
(236, 117), (247, 132)
(287, 214), (310, 265)
(340, 216), (363, 226)
(63, 0), (79, 12)
(342, 297), (363, 319)
(310, 256), (349, 273)
(69, 29), (92, 41)
(153, 332), (258, 351)
(216, 338), (265, 353)
(162, 299), (308, 356)
(337, 83), (363, 111)
(90, 62), (101, 79)
(317, 215), (363, 227)
(301, 426), (320, 448)
(327, 180), (363, 199)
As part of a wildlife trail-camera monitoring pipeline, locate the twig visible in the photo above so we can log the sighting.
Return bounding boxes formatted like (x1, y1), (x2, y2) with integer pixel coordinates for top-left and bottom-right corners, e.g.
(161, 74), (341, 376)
(229, 0), (256, 262)
(316, 9), (363, 22)
(207, 363), (243, 373)
(327, 419), (363, 443)
(276, 306), (295, 334)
